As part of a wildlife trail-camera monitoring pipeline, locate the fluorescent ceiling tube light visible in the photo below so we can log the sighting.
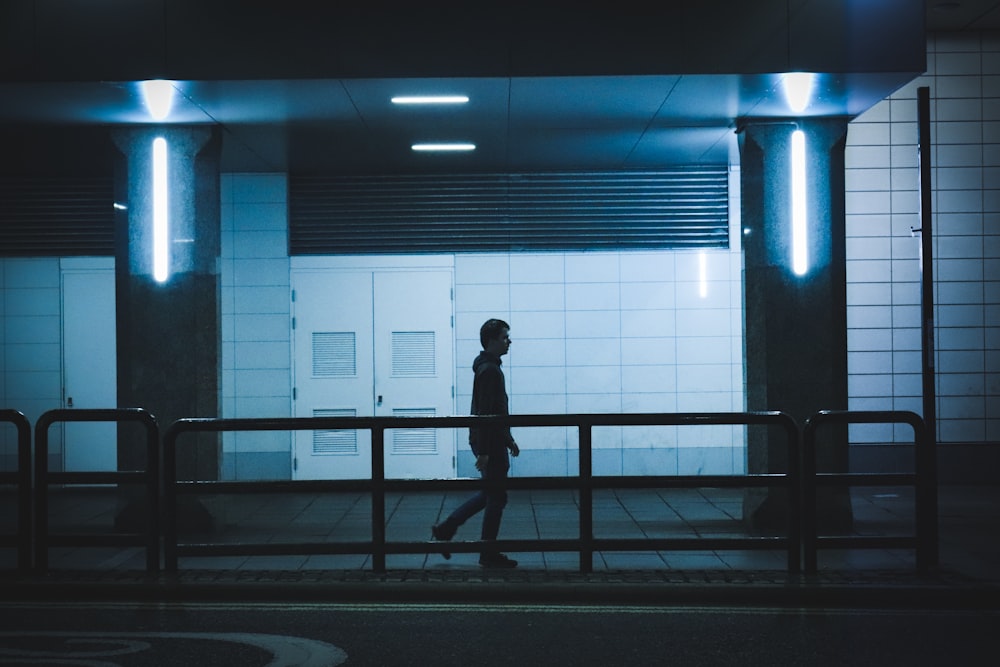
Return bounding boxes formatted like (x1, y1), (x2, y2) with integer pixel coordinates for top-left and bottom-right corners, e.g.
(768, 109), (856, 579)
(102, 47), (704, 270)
(392, 95), (469, 104)
(411, 143), (476, 152)
(141, 79), (175, 121)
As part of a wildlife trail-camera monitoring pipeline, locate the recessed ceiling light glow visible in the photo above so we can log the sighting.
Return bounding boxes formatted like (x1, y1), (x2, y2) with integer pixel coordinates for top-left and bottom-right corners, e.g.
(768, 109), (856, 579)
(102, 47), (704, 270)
(392, 95), (469, 105)
(141, 80), (175, 121)
(782, 72), (814, 114)
(411, 143), (476, 152)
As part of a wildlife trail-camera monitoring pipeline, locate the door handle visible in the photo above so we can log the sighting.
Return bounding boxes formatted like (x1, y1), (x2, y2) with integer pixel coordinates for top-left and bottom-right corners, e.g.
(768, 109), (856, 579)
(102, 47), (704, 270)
(377, 395), (383, 406)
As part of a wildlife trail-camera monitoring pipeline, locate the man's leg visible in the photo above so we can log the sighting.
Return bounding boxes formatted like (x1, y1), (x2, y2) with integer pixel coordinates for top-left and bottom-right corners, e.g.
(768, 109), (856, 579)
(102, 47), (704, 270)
(478, 459), (516, 568)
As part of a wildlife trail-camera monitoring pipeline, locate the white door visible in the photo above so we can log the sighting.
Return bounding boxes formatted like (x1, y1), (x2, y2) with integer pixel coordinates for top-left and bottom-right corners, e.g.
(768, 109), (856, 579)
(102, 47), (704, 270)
(292, 268), (455, 480)
(61, 263), (117, 472)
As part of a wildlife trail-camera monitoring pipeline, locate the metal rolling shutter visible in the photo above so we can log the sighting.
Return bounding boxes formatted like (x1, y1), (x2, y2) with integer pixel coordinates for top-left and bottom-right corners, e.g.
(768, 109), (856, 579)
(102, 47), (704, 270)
(289, 169), (729, 254)
(0, 176), (115, 256)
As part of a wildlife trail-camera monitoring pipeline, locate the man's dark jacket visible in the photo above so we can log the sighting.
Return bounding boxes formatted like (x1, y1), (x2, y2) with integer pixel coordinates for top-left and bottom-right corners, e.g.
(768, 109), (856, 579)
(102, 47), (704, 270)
(468, 351), (515, 458)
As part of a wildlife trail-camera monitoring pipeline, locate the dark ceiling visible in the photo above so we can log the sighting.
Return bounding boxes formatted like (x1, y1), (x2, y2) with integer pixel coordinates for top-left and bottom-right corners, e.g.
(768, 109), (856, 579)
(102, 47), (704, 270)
(1, 1), (997, 177)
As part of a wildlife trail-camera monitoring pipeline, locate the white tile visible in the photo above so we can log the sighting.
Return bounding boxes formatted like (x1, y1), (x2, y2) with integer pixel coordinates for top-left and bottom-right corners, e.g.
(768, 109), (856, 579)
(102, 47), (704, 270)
(849, 351), (893, 374)
(847, 283), (892, 306)
(235, 369), (291, 397)
(939, 373), (986, 396)
(233, 286), (291, 314)
(233, 230), (288, 259)
(675, 337), (732, 365)
(565, 338), (620, 365)
(565, 310), (620, 337)
(232, 202), (288, 232)
(621, 282), (674, 310)
(566, 282), (619, 310)
(938, 304), (985, 328)
(509, 253), (564, 283)
(938, 281), (986, 304)
(621, 338), (675, 366)
(936, 75), (983, 99)
(455, 254), (509, 284)
(938, 327), (985, 350)
(4, 371), (60, 400)
(4, 343), (60, 372)
(845, 168), (891, 191)
(675, 364), (732, 392)
(620, 252), (675, 281)
(230, 173), (287, 203)
(511, 338), (565, 366)
(893, 351), (921, 373)
(939, 350), (987, 373)
(565, 253), (619, 282)
(568, 393), (622, 414)
(511, 283), (564, 310)
(566, 365), (621, 393)
(234, 258), (290, 287)
(675, 308), (730, 336)
(455, 283), (510, 311)
(233, 341), (291, 370)
(848, 328), (892, 351)
(846, 236), (891, 259)
(5, 316), (59, 344)
(512, 366), (567, 394)
(621, 364), (678, 394)
(3, 259), (59, 288)
(847, 122), (891, 146)
(848, 373), (893, 397)
(510, 311), (565, 339)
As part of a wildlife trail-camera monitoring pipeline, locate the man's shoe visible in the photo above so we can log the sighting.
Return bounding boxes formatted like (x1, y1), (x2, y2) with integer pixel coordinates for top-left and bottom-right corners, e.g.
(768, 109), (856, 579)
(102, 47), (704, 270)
(431, 524), (452, 560)
(479, 553), (518, 569)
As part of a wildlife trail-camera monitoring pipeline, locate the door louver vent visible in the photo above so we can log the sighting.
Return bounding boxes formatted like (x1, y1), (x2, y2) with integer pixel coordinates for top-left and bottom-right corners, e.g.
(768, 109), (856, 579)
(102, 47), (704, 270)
(391, 408), (437, 455)
(0, 176), (115, 256)
(391, 331), (435, 377)
(313, 332), (356, 377)
(289, 169), (728, 254)
(312, 408), (358, 455)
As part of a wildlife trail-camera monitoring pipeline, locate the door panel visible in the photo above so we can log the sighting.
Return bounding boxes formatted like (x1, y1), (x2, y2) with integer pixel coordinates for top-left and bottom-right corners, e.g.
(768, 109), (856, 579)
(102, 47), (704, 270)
(292, 268), (455, 480)
(292, 271), (374, 480)
(62, 267), (117, 472)
(374, 271), (455, 479)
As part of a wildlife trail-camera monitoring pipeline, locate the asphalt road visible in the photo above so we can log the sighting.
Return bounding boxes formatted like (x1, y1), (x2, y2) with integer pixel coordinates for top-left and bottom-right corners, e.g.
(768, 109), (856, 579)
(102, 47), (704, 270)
(0, 599), (995, 666)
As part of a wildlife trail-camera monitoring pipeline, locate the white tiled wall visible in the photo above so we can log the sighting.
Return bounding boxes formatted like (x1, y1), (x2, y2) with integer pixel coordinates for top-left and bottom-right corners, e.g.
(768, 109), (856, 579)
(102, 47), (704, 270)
(220, 173), (293, 479)
(453, 246), (746, 477)
(0, 258), (63, 468)
(845, 31), (1000, 449)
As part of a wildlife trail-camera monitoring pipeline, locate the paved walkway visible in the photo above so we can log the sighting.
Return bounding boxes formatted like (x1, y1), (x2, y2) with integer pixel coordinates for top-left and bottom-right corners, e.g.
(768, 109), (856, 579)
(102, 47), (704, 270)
(2, 484), (998, 606)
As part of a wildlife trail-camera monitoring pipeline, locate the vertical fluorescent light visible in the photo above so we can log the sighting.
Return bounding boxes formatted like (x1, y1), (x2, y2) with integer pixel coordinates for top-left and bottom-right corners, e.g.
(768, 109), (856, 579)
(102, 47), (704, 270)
(152, 137), (169, 283)
(791, 129), (808, 276)
(698, 251), (708, 298)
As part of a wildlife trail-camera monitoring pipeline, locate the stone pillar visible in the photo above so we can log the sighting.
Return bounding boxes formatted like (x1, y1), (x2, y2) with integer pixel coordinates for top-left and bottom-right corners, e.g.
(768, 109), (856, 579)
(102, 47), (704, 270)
(112, 126), (221, 530)
(739, 119), (853, 533)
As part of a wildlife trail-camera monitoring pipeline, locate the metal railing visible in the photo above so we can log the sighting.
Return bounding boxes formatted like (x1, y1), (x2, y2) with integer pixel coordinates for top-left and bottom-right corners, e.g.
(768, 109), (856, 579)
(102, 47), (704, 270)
(164, 411), (801, 573)
(802, 410), (938, 572)
(0, 409), (32, 571)
(33, 408), (160, 573)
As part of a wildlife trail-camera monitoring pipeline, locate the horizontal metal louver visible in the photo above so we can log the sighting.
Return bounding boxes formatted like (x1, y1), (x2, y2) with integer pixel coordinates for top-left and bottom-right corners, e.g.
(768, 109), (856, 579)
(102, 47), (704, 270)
(313, 332), (357, 377)
(391, 408), (437, 455)
(391, 331), (435, 377)
(312, 408), (358, 455)
(0, 176), (115, 256)
(289, 169), (728, 254)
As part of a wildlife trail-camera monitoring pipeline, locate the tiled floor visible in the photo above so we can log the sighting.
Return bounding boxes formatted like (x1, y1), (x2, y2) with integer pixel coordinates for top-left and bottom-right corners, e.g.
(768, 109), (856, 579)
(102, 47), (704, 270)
(5, 482), (985, 577)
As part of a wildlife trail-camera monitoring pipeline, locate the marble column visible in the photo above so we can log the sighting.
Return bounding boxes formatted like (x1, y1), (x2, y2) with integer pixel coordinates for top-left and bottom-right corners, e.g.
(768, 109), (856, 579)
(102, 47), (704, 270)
(112, 126), (221, 530)
(739, 119), (853, 532)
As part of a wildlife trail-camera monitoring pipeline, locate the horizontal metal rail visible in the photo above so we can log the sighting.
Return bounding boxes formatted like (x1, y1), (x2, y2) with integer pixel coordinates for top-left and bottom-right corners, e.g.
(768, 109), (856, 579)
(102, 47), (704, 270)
(802, 410), (937, 573)
(0, 409), (32, 571)
(33, 408), (160, 573)
(164, 411), (801, 573)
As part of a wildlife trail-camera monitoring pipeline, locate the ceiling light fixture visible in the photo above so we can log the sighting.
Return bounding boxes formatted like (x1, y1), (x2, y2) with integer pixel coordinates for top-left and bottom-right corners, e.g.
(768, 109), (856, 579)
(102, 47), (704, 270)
(411, 143), (476, 152)
(141, 80), (175, 121)
(392, 95), (469, 105)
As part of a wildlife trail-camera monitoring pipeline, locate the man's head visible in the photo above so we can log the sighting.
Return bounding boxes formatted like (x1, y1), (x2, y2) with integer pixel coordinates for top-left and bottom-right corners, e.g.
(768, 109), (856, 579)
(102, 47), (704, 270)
(480, 318), (511, 355)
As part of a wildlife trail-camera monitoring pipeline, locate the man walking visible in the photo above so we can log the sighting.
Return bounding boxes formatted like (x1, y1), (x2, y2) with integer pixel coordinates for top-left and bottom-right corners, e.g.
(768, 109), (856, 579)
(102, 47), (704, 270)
(432, 318), (520, 568)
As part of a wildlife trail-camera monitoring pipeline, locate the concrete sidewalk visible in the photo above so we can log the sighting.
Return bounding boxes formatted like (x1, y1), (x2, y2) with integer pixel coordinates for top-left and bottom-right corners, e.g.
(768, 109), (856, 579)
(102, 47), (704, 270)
(2, 484), (998, 606)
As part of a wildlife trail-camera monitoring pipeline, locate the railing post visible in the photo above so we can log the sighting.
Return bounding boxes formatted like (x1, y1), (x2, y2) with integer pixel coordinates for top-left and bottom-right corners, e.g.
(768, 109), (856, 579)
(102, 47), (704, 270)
(372, 426), (387, 573)
(578, 420), (593, 573)
(0, 410), (32, 572)
(163, 421), (179, 572)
